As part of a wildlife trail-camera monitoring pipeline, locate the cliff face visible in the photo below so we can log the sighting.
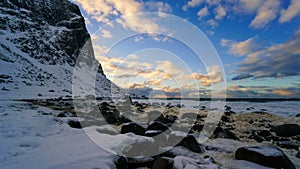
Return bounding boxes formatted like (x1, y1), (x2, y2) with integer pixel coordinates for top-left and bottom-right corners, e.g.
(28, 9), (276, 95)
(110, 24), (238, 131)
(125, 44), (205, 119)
(0, 0), (117, 99)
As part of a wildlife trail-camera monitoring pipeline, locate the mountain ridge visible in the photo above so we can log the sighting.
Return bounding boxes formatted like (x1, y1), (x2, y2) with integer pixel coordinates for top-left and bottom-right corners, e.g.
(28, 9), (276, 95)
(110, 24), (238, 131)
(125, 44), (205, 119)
(0, 0), (120, 99)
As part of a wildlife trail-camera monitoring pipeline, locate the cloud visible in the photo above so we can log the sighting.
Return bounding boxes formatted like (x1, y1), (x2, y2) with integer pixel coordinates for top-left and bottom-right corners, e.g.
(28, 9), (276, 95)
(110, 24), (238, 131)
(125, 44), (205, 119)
(234, 0), (263, 13)
(235, 30), (300, 79)
(271, 89), (293, 96)
(232, 74), (254, 81)
(249, 0), (280, 29)
(279, 0), (300, 23)
(192, 65), (223, 86)
(73, 0), (163, 34)
(101, 29), (113, 38)
(206, 19), (218, 28)
(221, 37), (256, 56)
(197, 6), (209, 19)
(214, 5), (226, 20)
(226, 85), (300, 98)
(145, 1), (172, 14)
(183, 0), (203, 11)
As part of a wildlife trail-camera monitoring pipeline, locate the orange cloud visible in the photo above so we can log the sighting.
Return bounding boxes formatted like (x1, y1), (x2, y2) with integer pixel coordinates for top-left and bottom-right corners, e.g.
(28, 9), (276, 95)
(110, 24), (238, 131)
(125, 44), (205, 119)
(271, 89), (293, 96)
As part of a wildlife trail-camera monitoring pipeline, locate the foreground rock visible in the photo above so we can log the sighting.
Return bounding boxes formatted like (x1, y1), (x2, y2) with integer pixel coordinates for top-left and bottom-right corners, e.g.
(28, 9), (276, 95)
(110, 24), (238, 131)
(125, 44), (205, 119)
(168, 132), (205, 153)
(235, 145), (296, 169)
(270, 124), (300, 137)
(152, 157), (173, 169)
(121, 122), (147, 136)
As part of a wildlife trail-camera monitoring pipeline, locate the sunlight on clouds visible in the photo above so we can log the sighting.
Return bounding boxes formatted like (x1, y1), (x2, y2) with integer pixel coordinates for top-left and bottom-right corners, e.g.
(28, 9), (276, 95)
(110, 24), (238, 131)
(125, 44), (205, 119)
(271, 89), (293, 96)
(197, 6), (209, 19)
(206, 19), (218, 28)
(249, 0), (280, 29)
(234, 0), (262, 13)
(183, 0), (203, 11)
(101, 29), (113, 38)
(192, 65), (223, 87)
(73, 0), (166, 34)
(214, 5), (226, 20)
(221, 37), (256, 56)
(233, 29), (300, 79)
(279, 0), (300, 23)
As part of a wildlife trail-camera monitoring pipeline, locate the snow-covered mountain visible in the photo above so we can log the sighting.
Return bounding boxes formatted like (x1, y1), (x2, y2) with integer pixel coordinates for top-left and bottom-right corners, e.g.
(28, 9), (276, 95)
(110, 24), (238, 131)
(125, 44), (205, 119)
(0, 0), (120, 99)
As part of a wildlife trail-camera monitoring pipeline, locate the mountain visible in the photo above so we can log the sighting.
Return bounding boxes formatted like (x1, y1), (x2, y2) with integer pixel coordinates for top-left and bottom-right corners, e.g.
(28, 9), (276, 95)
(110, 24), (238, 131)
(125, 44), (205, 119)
(0, 0), (121, 99)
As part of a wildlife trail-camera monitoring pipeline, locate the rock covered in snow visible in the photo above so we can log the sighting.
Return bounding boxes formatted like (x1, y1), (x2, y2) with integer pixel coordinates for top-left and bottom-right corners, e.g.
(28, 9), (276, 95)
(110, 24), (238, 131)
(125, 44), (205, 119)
(235, 145), (296, 169)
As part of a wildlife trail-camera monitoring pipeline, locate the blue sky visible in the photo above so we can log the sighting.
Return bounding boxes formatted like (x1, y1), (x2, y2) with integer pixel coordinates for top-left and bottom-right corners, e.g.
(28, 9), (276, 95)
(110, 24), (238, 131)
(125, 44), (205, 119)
(72, 0), (300, 98)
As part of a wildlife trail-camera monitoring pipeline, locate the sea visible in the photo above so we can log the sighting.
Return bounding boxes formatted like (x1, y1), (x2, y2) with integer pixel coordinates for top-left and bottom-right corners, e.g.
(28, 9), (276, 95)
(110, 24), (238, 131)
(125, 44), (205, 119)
(132, 98), (300, 117)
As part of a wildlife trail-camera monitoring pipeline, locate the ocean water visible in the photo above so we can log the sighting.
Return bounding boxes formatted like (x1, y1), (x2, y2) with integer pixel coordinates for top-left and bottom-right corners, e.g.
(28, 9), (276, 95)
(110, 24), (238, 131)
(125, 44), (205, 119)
(133, 99), (300, 117)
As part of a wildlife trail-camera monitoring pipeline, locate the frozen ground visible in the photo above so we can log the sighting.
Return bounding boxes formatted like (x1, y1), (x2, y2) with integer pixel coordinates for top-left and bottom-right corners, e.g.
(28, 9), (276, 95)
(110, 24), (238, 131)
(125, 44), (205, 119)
(0, 100), (118, 169)
(1, 100), (299, 169)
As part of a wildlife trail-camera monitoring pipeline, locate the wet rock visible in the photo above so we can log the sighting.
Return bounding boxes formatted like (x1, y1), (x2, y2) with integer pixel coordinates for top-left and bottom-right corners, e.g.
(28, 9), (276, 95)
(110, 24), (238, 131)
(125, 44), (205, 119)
(246, 107), (254, 110)
(161, 146), (203, 160)
(212, 127), (239, 140)
(121, 122), (147, 136)
(115, 156), (128, 169)
(168, 133), (204, 153)
(181, 113), (201, 120)
(68, 120), (82, 129)
(148, 110), (164, 122)
(57, 111), (75, 117)
(204, 145), (233, 153)
(128, 156), (155, 168)
(203, 155), (217, 164)
(145, 130), (168, 146)
(145, 130), (163, 137)
(124, 140), (159, 157)
(235, 145), (296, 169)
(1, 87), (10, 91)
(152, 157), (173, 169)
(96, 126), (118, 135)
(276, 141), (300, 150)
(297, 151), (300, 159)
(221, 115), (232, 122)
(270, 124), (300, 137)
(225, 105), (231, 111)
(249, 130), (272, 142)
(147, 121), (169, 132)
(224, 110), (236, 116)
(200, 106), (206, 110)
(191, 123), (204, 132)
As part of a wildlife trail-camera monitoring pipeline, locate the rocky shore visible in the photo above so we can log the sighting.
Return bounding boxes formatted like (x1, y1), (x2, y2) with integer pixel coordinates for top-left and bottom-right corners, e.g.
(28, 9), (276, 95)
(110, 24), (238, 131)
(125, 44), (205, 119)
(25, 98), (300, 169)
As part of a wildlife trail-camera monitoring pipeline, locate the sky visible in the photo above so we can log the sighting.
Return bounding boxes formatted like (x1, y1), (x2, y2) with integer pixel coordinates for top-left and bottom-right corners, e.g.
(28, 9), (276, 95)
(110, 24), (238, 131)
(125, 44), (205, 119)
(71, 0), (300, 98)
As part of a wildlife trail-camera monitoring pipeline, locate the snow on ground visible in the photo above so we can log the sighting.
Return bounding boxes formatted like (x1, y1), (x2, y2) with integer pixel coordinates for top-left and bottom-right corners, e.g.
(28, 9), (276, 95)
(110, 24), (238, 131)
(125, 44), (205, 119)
(0, 101), (118, 169)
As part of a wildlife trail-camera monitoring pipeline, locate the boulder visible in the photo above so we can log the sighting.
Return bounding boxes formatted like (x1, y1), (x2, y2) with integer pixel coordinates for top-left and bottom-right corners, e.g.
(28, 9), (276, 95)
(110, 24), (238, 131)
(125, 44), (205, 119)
(128, 156), (155, 168)
(123, 140), (159, 157)
(161, 146), (202, 160)
(148, 110), (164, 122)
(181, 113), (200, 120)
(235, 145), (296, 169)
(168, 132), (204, 153)
(115, 156), (128, 169)
(270, 124), (300, 137)
(121, 122), (147, 136)
(67, 120), (82, 129)
(276, 141), (300, 150)
(152, 157), (173, 169)
(212, 127), (239, 140)
(147, 121), (170, 132)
